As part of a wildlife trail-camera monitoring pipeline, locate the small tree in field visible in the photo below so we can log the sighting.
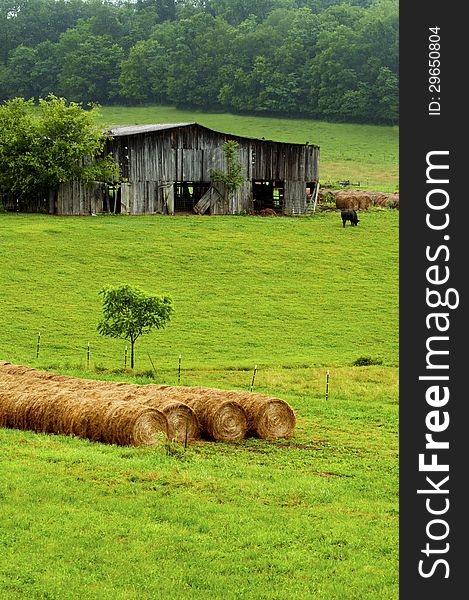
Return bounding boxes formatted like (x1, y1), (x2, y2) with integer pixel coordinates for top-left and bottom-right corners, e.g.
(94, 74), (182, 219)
(97, 285), (173, 369)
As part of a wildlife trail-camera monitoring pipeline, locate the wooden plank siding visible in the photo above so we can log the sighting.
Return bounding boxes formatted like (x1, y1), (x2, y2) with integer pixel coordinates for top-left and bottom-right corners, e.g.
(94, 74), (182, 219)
(56, 181), (104, 215)
(52, 123), (318, 215)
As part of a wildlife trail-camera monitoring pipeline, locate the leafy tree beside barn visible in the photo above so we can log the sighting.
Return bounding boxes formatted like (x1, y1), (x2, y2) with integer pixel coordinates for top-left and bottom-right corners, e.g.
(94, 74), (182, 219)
(0, 94), (120, 211)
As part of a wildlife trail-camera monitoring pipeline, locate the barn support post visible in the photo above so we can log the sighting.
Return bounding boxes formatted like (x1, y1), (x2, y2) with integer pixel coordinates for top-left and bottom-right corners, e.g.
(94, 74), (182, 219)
(311, 181), (320, 215)
(48, 189), (56, 214)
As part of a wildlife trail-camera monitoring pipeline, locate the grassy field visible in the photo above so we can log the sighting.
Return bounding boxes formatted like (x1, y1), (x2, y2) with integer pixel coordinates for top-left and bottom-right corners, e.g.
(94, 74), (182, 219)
(0, 211), (398, 372)
(0, 209), (398, 598)
(98, 105), (399, 193)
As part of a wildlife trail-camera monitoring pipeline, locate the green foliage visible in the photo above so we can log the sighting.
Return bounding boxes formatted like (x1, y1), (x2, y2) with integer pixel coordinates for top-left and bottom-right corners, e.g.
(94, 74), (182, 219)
(352, 355), (383, 366)
(0, 95), (120, 207)
(0, 0), (399, 124)
(56, 22), (125, 104)
(97, 284), (173, 369)
(210, 140), (245, 193)
(119, 38), (171, 104)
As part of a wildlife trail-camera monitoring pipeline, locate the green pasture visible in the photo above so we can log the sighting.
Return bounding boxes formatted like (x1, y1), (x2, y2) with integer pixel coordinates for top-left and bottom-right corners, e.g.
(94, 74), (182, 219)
(0, 211), (398, 372)
(98, 106), (399, 193)
(0, 210), (398, 599)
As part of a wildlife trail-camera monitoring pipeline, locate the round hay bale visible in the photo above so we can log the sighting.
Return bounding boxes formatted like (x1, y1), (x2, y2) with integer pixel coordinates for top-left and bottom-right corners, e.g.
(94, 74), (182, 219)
(0, 376), (168, 446)
(0, 363), (200, 443)
(151, 400), (199, 442)
(130, 397), (200, 442)
(368, 191), (387, 205)
(1, 363), (295, 442)
(83, 401), (168, 446)
(54, 382), (201, 443)
(63, 396), (168, 446)
(259, 208), (277, 216)
(382, 192), (399, 208)
(79, 382), (226, 442)
(335, 190), (373, 210)
(334, 195), (353, 209)
(146, 384), (296, 440)
(168, 392), (248, 441)
(236, 395), (296, 439)
(366, 191), (399, 208)
(204, 398), (248, 441)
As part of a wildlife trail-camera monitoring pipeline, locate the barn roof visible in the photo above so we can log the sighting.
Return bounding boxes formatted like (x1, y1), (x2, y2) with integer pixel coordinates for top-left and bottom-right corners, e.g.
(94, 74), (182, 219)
(105, 123), (195, 137)
(104, 122), (318, 149)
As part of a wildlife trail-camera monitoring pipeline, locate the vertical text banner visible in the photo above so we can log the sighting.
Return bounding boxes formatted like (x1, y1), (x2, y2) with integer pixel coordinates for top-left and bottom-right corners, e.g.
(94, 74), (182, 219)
(400, 2), (466, 598)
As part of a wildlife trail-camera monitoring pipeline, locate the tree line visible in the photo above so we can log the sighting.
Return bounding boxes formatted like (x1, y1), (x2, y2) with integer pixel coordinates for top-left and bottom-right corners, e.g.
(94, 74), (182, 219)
(0, 0), (398, 124)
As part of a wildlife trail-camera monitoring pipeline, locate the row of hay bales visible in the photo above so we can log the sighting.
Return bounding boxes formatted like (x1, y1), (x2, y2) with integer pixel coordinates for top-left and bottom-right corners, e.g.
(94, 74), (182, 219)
(0, 361), (296, 447)
(318, 188), (399, 210)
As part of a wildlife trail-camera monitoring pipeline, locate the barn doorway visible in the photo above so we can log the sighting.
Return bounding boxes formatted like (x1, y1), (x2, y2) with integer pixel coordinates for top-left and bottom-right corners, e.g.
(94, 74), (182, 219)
(306, 181), (318, 200)
(174, 181), (211, 213)
(252, 180), (284, 213)
(103, 184), (121, 214)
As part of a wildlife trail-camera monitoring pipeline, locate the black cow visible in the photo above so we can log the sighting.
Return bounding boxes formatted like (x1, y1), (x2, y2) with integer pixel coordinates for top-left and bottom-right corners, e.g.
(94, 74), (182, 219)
(341, 209), (359, 227)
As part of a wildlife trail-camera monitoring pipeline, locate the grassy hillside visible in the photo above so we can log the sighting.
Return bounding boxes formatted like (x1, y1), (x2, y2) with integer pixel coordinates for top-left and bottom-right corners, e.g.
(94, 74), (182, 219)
(98, 106), (399, 193)
(0, 210), (398, 599)
(0, 211), (398, 373)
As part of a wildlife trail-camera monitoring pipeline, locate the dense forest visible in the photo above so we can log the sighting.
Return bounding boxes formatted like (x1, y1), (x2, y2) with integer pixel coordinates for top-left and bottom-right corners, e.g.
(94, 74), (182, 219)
(0, 0), (398, 124)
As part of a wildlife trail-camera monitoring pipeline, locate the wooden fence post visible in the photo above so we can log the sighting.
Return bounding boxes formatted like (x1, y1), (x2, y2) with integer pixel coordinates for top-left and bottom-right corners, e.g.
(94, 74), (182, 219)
(250, 365), (258, 392)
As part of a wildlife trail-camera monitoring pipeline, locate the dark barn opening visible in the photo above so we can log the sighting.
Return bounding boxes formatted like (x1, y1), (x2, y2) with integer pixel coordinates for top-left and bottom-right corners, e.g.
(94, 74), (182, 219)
(103, 185), (121, 214)
(252, 180), (284, 213)
(174, 181), (211, 213)
(306, 181), (317, 200)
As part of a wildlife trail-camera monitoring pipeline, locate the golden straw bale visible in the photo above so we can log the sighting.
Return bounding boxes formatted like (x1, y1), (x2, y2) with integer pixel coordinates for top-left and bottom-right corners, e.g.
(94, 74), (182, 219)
(1, 362), (295, 442)
(79, 399), (168, 446)
(153, 390), (248, 441)
(144, 384), (296, 439)
(0, 363), (199, 443)
(36, 379), (201, 442)
(189, 396), (247, 441)
(225, 392), (296, 439)
(0, 376), (168, 446)
(107, 388), (201, 442)
(335, 190), (373, 210)
(140, 398), (200, 442)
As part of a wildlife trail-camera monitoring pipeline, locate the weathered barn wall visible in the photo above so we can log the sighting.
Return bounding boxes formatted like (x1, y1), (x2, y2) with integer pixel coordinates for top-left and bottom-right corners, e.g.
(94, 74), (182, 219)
(55, 181), (104, 215)
(49, 123), (319, 216)
(284, 181), (309, 214)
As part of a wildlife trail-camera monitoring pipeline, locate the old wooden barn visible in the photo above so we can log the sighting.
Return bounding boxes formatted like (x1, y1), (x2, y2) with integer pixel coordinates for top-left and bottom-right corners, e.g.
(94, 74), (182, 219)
(54, 122), (320, 216)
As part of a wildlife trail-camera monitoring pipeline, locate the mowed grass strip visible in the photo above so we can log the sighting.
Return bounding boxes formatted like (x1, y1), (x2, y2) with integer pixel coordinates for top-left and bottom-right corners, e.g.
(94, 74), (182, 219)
(98, 105), (399, 192)
(0, 211), (398, 598)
